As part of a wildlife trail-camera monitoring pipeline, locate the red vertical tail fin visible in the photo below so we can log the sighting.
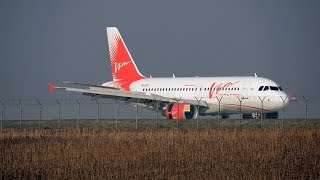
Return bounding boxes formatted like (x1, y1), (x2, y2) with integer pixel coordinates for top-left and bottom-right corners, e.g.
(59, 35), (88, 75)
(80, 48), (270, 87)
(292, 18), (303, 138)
(106, 27), (144, 91)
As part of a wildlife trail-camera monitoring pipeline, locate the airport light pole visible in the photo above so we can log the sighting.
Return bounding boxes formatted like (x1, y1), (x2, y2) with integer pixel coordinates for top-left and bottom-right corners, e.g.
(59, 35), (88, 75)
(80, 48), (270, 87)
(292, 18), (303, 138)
(195, 97), (202, 130)
(302, 96), (308, 126)
(258, 96), (266, 128)
(216, 96), (223, 127)
(37, 97), (42, 129)
(280, 96), (288, 130)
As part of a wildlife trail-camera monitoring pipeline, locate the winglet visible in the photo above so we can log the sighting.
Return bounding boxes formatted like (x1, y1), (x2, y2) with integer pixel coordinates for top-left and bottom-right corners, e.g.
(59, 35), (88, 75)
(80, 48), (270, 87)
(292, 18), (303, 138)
(48, 82), (55, 92)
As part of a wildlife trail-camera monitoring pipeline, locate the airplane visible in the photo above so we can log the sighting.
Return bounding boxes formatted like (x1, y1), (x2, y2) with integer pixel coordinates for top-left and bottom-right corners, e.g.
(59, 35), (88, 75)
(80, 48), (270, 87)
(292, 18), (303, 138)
(49, 27), (290, 120)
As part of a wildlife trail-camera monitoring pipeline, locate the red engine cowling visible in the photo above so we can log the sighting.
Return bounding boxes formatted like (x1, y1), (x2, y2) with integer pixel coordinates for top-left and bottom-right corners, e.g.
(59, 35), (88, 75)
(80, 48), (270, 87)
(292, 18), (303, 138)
(165, 103), (198, 120)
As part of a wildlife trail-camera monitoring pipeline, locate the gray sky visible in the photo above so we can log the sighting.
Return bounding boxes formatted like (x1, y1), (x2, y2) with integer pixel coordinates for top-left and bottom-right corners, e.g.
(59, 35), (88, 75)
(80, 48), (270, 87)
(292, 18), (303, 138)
(1, 0), (319, 98)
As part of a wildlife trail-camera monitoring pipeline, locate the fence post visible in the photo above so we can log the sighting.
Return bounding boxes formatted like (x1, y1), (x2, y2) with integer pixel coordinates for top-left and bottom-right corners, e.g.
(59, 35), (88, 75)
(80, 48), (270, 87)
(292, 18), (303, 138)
(302, 96), (308, 126)
(18, 99), (23, 130)
(280, 96), (288, 129)
(195, 97), (202, 130)
(258, 96), (266, 128)
(155, 99), (160, 129)
(37, 98), (42, 129)
(0, 99), (4, 131)
(96, 99), (99, 130)
(236, 96), (243, 126)
(115, 100), (119, 129)
(216, 96), (223, 127)
(56, 99), (61, 130)
(135, 99), (140, 130)
(174, 98), (181, 129)
(76, 99), (80, 129)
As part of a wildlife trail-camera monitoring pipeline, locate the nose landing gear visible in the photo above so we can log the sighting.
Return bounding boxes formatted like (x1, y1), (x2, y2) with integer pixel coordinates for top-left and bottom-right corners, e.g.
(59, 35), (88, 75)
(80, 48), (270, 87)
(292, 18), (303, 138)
(242, 112), (279, 119)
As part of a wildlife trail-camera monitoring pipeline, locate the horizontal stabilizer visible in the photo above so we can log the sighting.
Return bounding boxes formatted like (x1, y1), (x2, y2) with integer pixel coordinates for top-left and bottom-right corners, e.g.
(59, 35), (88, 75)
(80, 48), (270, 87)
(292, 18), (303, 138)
(63, 81), (120, 90)
(48, 82), (55, 92)
(48, 82), (65, 92)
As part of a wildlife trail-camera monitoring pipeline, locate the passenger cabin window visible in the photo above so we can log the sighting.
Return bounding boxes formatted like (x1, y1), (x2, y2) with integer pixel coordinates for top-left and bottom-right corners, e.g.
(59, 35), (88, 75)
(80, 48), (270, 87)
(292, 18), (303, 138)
(258, 86), (264, 91)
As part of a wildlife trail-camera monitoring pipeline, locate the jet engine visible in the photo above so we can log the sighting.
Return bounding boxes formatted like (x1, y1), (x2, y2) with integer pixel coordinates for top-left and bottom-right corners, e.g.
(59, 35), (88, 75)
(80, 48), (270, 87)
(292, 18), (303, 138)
(165, 103), (198, 120)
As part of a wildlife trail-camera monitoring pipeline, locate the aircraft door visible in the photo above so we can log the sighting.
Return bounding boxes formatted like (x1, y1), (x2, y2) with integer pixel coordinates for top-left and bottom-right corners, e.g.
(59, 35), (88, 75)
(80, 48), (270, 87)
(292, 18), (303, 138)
(241, 81), (252, 99)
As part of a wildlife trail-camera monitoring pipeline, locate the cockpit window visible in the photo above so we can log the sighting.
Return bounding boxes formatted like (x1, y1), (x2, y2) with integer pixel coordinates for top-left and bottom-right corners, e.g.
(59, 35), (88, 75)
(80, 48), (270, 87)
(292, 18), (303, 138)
(270, 86), (279, 91)
(263, 86), (269, 91)
(278, 86), (283, 91)
(258, 86), (264, 91)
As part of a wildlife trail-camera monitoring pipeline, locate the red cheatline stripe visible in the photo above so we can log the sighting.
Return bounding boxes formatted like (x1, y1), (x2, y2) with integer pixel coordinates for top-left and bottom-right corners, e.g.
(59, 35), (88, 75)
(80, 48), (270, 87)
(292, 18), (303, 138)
(223, 103), (272, 112)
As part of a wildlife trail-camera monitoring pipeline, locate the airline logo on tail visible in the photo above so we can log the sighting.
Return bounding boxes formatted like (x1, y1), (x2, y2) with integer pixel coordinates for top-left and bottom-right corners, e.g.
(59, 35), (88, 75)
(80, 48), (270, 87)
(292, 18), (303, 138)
(107, 27), (144, 91)
(114, 61), (131, 73)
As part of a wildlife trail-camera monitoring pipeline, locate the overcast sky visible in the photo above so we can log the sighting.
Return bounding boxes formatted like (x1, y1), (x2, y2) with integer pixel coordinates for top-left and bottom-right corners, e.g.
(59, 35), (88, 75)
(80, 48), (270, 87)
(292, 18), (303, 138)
(1, 0), (319, 98)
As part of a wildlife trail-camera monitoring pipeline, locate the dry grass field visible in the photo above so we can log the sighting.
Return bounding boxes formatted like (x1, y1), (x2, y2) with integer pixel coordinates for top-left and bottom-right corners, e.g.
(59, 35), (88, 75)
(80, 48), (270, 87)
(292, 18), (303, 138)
(1, 128), (320, 179)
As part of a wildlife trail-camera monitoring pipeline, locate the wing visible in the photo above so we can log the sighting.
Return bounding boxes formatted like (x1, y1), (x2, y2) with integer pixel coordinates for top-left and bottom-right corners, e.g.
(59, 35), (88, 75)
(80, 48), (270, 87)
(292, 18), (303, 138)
(49, 82), (208, 111)
(63, 81), (120, 90)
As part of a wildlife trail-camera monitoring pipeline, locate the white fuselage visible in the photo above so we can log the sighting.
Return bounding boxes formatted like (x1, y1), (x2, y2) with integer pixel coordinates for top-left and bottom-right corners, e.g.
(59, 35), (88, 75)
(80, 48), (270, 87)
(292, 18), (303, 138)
(129, 76), (289, 115)
(103, 27), (290, 117)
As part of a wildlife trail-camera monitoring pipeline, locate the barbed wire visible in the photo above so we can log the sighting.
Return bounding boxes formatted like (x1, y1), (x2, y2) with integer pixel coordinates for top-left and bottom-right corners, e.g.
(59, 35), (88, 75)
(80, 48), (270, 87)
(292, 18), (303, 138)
(1, 96), (320, 105)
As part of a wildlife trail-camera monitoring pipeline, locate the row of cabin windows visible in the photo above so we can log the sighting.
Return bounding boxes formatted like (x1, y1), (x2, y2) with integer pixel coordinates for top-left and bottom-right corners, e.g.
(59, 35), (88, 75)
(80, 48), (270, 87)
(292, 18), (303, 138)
(142, 87), (240, 92)
(258, 86), (284, 91)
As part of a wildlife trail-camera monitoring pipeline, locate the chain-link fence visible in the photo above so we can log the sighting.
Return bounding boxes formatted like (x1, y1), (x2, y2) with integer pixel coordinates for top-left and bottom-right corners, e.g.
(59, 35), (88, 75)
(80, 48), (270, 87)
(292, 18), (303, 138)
(0, 96), (319, 130)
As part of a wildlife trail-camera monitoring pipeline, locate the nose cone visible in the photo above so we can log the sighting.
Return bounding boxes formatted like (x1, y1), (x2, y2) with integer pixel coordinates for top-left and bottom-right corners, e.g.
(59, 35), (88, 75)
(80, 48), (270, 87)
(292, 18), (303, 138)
(270, 93), (289, 112)
(280, 92), (290, 107)
(284, 95), (290, 107)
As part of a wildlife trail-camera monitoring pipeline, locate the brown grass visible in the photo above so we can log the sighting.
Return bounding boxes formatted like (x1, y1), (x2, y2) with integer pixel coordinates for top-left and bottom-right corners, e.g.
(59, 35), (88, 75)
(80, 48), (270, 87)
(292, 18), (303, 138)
(1, 128), (320, 179)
